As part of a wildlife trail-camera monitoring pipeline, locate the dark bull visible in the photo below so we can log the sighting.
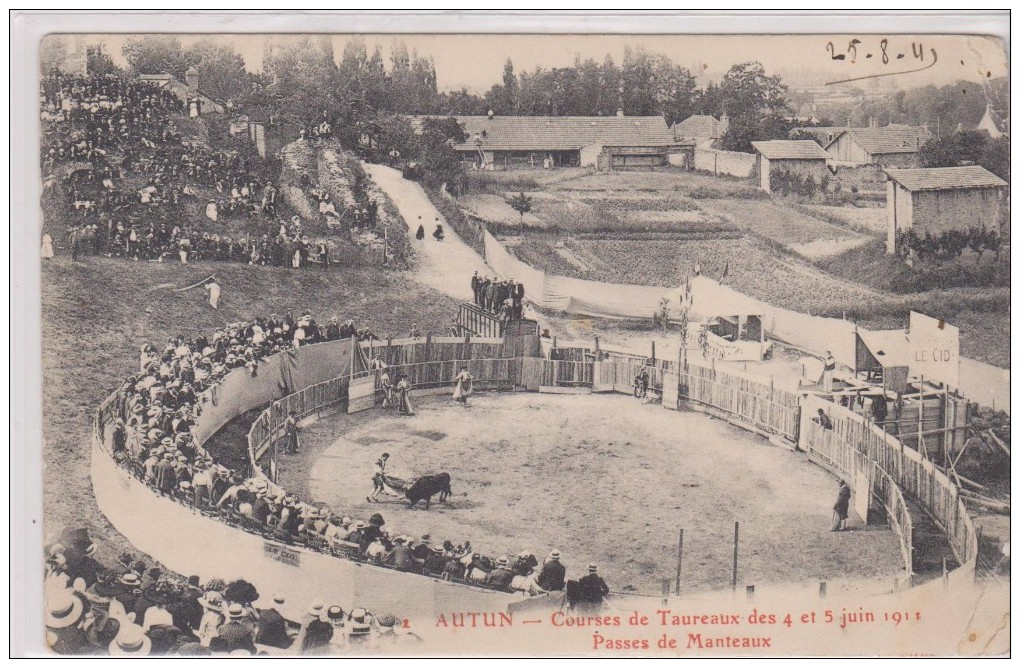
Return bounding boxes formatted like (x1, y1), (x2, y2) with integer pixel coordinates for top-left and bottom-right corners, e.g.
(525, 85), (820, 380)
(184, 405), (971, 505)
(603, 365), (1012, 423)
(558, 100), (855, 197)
(405, 472), (453, 510)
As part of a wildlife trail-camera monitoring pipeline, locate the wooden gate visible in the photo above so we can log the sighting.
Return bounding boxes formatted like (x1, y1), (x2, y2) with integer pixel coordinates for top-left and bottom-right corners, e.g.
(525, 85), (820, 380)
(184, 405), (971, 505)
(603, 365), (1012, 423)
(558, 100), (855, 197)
(347, 374), (376, 414)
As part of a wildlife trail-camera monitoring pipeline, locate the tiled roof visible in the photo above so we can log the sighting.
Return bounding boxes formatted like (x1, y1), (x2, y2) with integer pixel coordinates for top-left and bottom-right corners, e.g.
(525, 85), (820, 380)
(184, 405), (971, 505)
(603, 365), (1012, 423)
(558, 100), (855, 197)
(885, 166), (1007, 191)
(672, 115), (722, 140)
(441, 115), (675, 151)
(751, 140), (829, 160)
(844, 128), (930, 154)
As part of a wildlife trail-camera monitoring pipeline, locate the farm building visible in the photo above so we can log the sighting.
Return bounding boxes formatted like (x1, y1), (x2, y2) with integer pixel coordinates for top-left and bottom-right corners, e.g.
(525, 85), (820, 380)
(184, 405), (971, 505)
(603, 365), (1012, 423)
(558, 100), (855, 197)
(788, 125), (846, 145)
(885, 165), (1008, 254)
(670, 114), (728, 146)
(438, 115), (676, 169)
(823, 126), (930, 167)
(751, 140), (830, 194)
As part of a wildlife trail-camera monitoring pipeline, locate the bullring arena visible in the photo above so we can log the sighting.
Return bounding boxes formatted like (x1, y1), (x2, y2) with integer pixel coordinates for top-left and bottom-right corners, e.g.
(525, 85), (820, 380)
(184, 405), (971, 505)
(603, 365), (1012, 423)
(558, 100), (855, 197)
(88, 325), (989, 644)
(281, 392), (902, 594)
(30, 30), (1009, 654)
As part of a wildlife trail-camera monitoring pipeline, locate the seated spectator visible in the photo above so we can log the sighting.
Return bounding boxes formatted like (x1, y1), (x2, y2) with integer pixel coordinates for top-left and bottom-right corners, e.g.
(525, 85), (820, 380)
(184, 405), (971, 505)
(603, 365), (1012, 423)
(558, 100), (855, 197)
(486, 556), (515, 589)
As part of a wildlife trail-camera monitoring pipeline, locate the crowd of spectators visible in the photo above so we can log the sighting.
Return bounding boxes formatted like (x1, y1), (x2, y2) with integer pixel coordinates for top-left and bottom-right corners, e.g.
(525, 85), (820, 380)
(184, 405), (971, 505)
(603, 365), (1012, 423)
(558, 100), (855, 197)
(39, 72), (339, 267)
(95, 311), (590, 624)
(45, 527), (422, 655)
(469, 272), (526, 322)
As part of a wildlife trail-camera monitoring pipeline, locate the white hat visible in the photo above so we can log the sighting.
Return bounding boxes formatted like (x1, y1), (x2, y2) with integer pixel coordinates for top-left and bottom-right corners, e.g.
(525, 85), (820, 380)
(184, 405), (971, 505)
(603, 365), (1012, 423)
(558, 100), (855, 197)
(108, 622), (152, 655)
(45, 590), (84, 629)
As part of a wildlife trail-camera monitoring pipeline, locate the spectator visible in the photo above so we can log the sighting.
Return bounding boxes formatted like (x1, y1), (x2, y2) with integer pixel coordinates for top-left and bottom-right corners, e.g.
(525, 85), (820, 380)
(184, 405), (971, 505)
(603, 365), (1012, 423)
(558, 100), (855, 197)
(255, 594), (293, 649)
(832, 479), (852, 532)
(486, 556), (515, 589)
(536, 549), (566, 591)
(574, 564), (610, 612)
(385, 537), (415, 572)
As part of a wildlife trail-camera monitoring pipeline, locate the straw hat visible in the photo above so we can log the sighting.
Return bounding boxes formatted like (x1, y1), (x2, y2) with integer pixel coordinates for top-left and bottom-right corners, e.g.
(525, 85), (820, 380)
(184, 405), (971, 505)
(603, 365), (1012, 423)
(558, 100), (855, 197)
(45, 590), (84, 629)
(326, 605), (346, 627)
(118, 573), (142, 588)
(226, 602), (246, 619)
(307, 600), (325, 619)
(197, 591), (224, 612)
(108, 623), (152, 655)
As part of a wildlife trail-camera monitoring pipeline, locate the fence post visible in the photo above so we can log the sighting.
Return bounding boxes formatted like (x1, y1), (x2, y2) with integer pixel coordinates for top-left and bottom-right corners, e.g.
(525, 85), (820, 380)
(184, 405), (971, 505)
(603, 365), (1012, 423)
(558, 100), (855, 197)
(675, 530), (684, 595)
(731, 521), (739, 591)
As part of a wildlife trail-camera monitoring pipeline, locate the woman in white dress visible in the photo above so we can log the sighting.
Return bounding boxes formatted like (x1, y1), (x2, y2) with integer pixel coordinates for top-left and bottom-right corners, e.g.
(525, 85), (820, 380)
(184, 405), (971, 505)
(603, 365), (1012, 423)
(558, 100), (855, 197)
(41, 233), (54, 259)
(452, 366), (473, 406)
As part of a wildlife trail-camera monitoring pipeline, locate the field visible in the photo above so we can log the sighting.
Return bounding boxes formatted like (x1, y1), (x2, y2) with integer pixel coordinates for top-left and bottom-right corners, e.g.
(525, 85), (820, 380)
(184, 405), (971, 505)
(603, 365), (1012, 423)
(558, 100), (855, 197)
(40, 257), (461, 569)
(275, 393), (903, 595)
(460, 166), (1010, 368)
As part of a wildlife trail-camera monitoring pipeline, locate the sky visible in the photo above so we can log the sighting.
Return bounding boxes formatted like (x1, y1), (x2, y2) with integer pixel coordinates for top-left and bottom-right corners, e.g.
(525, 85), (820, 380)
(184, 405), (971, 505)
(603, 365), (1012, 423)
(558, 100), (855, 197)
(73, 33), (1008, 94)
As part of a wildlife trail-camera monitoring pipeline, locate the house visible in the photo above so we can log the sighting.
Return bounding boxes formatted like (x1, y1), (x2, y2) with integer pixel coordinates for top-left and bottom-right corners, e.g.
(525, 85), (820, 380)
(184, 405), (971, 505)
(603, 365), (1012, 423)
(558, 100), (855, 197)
(788, 125), (846, 146)
(976, 104), (1006, 139)
(137, 69), (225, 115)
(430, 115), (676, 169)
(670, 114), (728, 146)
(885, 166), (1008, 254)
(751, 140), (830, 194)
(824, 127), (930, 167)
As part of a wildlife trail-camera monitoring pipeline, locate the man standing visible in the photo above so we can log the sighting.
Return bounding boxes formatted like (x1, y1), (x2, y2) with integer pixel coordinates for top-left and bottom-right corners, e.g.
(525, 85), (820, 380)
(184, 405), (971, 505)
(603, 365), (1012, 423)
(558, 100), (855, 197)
(832, 479), (852, 531)
(452, 366), (473, 406)
(205, 276), (221, 310)
(821, 350), (836, 392)
(283, 413), (299, 454)
(511, 280), (525, 319)
(576, 564), (610, 612)
(536, 549), (566, 592)
(368, 453), (390, 502)
(471, 271), (481, 306)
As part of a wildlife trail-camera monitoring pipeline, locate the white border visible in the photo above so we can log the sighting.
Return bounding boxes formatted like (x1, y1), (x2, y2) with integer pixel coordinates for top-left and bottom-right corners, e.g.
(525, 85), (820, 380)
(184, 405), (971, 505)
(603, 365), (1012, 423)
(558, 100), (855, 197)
(9, 10), (1012, 657)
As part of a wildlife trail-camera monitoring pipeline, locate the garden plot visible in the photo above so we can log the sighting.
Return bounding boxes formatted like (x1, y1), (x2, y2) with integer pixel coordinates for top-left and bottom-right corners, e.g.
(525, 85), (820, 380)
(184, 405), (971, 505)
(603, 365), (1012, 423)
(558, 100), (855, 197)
(801, 204), (889, 235)
(458, 193), (546, 227)
(699, 198), (864, 248)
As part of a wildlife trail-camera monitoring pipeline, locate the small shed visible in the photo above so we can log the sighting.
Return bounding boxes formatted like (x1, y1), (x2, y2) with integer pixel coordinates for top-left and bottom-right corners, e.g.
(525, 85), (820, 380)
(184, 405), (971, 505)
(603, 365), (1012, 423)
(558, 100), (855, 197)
(885, 166), (1008, 253)
(671, 114), (727, 146)
(689, 276), (769, 361)
(751, 140), (830, 194)
(823, 127), (930, 167)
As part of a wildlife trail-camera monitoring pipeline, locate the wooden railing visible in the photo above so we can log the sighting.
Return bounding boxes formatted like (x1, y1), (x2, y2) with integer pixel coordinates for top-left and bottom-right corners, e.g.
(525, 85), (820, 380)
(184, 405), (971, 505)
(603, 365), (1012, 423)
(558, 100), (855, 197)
(678, 361), (801, 439)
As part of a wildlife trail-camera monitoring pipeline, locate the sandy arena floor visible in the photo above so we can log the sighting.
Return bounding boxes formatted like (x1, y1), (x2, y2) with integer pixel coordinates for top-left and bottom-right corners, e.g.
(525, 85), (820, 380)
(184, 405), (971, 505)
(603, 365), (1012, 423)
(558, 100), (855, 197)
(273, 391), (903, 595)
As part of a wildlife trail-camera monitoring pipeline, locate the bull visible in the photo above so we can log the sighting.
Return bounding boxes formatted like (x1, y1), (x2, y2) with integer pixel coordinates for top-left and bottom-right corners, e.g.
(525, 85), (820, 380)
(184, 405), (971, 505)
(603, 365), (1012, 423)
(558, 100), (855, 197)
(404, 473), (452, 510)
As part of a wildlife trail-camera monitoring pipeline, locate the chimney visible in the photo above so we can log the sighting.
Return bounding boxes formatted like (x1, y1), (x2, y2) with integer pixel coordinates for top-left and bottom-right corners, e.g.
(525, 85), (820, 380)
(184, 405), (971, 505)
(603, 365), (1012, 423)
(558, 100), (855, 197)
(869, 116), (877, 129)
(616, 108), (624, 117)
(185, 67), (199, 92)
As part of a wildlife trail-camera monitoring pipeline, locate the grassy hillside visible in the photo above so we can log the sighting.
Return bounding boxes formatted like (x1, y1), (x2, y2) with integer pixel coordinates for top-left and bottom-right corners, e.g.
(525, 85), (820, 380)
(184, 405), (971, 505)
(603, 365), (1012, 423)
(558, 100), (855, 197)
(41, 256), (460, 569)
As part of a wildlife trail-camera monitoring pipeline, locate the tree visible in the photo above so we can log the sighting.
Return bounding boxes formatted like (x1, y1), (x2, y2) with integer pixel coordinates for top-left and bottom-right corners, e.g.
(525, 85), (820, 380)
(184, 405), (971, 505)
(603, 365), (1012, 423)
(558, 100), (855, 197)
(39, 36), (67, 74)
(122, 35), (196, 78)
(507, 192), (533, 221)
(187, 40), (248, 103)
(718, 62), (788, 117)
(712, 62), (790, 152)
(86, 44), (120, 77)
(417, 118), (467, 191)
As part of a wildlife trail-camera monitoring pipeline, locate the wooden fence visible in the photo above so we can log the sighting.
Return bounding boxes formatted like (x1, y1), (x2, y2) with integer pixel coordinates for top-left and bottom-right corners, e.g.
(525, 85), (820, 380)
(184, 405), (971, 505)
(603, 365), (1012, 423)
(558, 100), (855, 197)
(800, 411), (914, 579)
(677, 361), (800, 439)
(458, 303), (504, 338)
(360, 336), (507, 367)
(800, 396), (976, 577)
(92, 331), (975, 599)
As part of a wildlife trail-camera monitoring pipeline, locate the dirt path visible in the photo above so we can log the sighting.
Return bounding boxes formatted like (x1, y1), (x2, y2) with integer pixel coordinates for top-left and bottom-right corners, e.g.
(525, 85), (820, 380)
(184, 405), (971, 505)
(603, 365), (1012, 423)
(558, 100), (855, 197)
(364, 164), (493, 301)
